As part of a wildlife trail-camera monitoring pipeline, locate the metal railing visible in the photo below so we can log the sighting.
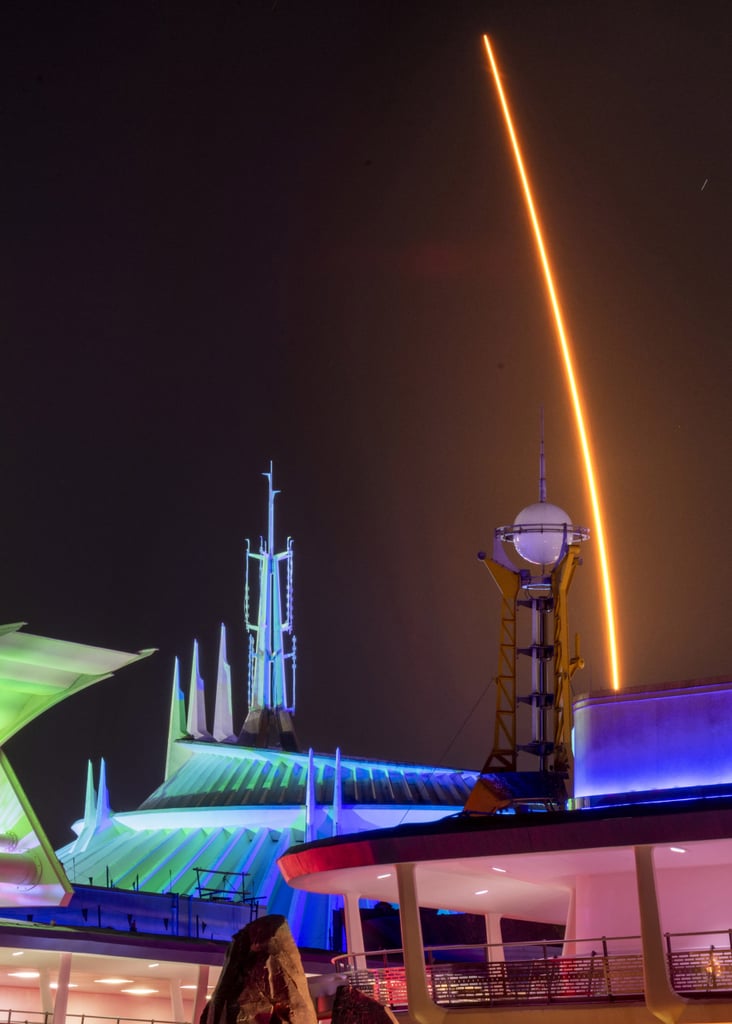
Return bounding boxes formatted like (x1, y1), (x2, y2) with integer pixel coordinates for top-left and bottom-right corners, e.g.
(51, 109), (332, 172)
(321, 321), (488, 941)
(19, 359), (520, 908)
(0, 1011), (186, 1024)
(334, 932), (732, 1009)
(667, 930), (732, 996)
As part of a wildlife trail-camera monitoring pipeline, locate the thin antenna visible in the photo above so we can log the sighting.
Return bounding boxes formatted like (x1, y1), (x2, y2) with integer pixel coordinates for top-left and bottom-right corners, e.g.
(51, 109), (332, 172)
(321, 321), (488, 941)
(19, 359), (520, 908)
(539, 408), (546, 503)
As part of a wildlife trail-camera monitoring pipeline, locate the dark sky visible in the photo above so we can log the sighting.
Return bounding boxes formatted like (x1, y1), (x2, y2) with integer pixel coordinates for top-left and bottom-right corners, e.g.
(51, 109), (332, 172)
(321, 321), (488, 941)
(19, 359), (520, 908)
(1, 1), (730, 847)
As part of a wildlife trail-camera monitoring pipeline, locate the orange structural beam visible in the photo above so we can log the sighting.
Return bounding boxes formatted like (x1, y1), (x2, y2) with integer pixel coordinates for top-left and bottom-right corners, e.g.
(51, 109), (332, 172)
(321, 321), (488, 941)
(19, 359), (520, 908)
(482, 34), (620, 690)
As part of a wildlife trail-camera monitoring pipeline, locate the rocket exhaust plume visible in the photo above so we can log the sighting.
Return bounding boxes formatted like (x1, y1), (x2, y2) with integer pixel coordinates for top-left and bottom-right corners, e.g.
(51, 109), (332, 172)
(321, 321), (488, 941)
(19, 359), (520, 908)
(482, 34), (621, 691)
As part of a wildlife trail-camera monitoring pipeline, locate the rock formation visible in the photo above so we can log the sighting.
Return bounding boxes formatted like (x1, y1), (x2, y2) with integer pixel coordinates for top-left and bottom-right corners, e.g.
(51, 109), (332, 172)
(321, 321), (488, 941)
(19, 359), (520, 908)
(331, 984), (399, 1024)
(202, 915), (317, 1024)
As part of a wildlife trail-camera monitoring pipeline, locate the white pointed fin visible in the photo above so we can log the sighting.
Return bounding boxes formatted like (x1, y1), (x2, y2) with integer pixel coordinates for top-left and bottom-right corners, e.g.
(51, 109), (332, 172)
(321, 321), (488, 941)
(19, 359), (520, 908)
(186, 640), (211, 740)
(83, 760), (96, 830)
(212, 624), (236, 743)
(94, 759), (111, 831)
(165, 657), (190, 779)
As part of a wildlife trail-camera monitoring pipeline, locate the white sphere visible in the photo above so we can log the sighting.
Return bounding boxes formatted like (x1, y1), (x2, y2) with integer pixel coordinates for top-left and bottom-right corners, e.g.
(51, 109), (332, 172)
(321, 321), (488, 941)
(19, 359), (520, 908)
(512, 501), (572, 566)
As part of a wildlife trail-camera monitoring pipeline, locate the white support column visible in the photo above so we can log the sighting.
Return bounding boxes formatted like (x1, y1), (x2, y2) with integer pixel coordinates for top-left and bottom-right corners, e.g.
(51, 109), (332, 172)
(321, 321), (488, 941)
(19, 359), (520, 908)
(485, 913), (504, 962)
(192, 964), (210, 1024)
(395, 862), (443, 1024)
(39, 968), (53, 1015)
(634, 845), (685, 1024)
(343, 891), (366, 970)
(53, 952), (72, 1024)
(170, 976), (185, 1023)
(562, 884), (577, 957)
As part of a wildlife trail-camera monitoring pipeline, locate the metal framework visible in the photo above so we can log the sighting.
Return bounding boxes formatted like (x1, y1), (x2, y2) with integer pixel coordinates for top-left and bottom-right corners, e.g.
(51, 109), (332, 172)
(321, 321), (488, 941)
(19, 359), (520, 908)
(474, 519), (586, 794)
(481, 561), (520, 772)
(241, 465), (299, 750)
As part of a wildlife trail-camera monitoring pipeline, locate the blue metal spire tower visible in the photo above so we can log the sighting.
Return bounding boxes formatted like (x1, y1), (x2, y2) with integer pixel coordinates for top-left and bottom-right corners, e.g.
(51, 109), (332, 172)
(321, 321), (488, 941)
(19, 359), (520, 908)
(240, 465), (298, 751)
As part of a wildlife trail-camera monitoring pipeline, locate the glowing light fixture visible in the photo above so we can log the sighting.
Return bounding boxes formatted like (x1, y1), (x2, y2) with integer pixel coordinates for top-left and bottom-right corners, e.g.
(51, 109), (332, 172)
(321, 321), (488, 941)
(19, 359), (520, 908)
(180, 985), (198, 990)
(122, 987), (159, 996)
(670, 847), (686, 854)
(482, 34), (621, 691)
(492, 866), (507, 873)
(377, 873), (392, 879)
(474, 889), (489, 895)
(9, 970), (40, 979)
(50, 983), (78, 990)
(148, 963), (160, 968)
(11, 952), (23, 957)
(94, 978), (134, 985)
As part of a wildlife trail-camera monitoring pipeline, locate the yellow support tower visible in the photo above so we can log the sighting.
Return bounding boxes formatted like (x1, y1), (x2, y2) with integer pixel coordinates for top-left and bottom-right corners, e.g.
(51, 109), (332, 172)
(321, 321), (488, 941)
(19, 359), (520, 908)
(550, 542), (585, 778)
(482, 559), (521, 772)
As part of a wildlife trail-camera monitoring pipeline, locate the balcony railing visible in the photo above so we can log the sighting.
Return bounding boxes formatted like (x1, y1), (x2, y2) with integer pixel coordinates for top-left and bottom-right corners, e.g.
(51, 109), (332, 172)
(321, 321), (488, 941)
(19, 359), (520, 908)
(333, 931), (732, 1009)
(0, 1011), (185, 1024)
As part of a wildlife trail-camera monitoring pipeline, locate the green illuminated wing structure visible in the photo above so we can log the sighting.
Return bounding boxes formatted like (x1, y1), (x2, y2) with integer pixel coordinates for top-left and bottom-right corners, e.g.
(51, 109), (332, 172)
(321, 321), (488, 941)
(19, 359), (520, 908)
(0, 623), (153, 907)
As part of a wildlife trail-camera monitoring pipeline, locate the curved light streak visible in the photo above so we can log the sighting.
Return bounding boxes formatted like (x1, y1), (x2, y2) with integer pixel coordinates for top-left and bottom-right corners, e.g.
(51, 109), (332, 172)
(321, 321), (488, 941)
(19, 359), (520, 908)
(482, 34), (621, 690)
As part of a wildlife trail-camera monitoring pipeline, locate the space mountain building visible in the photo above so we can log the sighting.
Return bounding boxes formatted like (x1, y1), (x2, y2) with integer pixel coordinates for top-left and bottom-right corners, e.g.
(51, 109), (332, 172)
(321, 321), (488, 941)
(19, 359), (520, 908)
(37, 469), (478, 950)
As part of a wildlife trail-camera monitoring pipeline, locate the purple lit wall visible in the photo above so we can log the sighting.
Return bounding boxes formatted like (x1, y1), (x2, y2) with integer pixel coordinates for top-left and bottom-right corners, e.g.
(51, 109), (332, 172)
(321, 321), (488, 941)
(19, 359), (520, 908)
(573, 678), (732, 799)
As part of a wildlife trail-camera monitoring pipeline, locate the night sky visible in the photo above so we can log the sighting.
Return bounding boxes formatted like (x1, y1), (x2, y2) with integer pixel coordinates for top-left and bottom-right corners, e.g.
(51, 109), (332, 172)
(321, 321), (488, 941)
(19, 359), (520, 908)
(1, 1), (730, 847)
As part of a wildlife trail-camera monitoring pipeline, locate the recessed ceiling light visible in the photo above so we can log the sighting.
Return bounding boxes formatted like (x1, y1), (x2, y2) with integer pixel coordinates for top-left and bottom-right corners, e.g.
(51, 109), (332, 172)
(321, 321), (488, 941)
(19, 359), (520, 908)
(11, 952), (24, 957)
(9, 971), (41, 979)
(492, 866), (507, 873)
(122, 987), (158, 996)
(180, 985), (198, 990)
(148, 963), (160, 968)
(474, 889), (489, 895)
(94, 978), (135, 985)
(377, 873), (392, 879)
(50, 983), (78, 990)
(670, 847), (686, 854)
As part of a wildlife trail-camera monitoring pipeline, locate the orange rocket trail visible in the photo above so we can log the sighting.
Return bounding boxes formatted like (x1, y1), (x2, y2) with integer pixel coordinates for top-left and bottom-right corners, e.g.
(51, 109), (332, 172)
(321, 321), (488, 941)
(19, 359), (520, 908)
(482, 34), (621, 691)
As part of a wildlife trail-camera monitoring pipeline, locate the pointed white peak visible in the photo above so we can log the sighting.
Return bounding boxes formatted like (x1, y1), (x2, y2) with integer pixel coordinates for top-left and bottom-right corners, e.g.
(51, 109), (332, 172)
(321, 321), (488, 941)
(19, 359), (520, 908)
(83, 760), (96, 831)
(213, 624), (236, 743)
(171, 657), (188, 735)
(94, 758), (111, 831)
(305, 748), (317, 844)
(165, 657), (190, 780)
(186, 639), (211, 740)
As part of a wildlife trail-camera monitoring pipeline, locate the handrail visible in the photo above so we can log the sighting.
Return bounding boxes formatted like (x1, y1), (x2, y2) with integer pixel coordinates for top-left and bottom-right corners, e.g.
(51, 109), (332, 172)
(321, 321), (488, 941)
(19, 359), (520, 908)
(334, 931), (732, 969)
(332, 933), (732, 1010)
(332, 933), (642, 968)
(0, 1011), (187, 1024)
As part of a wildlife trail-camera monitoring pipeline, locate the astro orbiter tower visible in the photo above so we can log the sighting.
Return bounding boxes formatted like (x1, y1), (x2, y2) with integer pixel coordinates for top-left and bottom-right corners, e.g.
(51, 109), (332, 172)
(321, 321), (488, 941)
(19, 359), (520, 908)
(240, 465), (298, 751)
(467, 424), (588, 809)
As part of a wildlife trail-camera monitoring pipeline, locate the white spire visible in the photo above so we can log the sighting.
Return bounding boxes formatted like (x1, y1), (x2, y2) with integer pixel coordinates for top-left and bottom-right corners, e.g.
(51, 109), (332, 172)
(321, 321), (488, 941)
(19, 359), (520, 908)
(212, 624), (236, 743)
(165, 657), (189, 780)
(186, 639), (211, 740)
(83, 759), (96, 831)
(94, 758), (111, 831)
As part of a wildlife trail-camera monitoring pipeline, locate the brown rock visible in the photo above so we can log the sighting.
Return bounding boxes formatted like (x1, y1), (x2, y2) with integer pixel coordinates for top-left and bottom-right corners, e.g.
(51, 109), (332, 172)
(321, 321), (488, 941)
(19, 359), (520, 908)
(202, 915), (317, 1024)
(331, 985), (399, 1024)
